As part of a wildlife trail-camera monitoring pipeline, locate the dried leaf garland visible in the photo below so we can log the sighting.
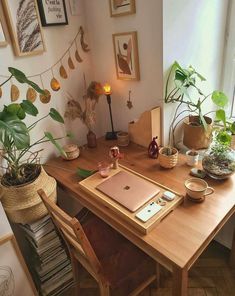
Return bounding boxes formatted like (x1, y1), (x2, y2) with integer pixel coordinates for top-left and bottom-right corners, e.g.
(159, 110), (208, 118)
(11, 85), (20, 101)
(80, 26), (90, 52)
(68, 57), (75, 70)
(75, 50), (83, 63)
(50, 78), (61, 91)
(26, 87), (37, 102)
(59, 65), (68, 79)
(40, 89), (51, 103)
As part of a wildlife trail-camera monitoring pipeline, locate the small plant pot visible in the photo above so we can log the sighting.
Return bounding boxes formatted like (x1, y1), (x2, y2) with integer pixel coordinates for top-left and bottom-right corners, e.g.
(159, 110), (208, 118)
(62, 144), (80, 160)
(117, 131), (130, 147)
(158, 147), (178, 168)
(186, 150), (199, 166)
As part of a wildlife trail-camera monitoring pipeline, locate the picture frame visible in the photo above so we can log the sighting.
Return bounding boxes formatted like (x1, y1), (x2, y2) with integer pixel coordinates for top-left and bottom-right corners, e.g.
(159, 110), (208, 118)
(112, 31), (140, 81)
(0, 234), (36, 296)
(2, 0), (45, 57)
(37, 0), (68, 26)
(0, 19), (7, 47)
(69, 0), (81, 16)
(109, 0), (136, 17)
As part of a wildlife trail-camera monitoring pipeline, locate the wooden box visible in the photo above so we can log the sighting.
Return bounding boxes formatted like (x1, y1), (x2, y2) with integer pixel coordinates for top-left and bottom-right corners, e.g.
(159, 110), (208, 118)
(79, 165), (183, 234)
(128, 107), (161, 148)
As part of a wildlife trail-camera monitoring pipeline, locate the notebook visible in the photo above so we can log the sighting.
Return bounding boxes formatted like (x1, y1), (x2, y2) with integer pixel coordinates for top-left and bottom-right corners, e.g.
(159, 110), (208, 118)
(96, 171), (160, 212)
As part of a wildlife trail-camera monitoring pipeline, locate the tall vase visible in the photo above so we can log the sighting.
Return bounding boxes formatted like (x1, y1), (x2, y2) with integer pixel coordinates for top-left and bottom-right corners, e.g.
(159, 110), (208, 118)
(87, 130), (97, 148)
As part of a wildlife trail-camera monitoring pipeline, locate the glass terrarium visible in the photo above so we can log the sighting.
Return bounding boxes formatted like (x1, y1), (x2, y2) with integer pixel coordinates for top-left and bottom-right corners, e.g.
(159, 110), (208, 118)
(202, 142), (235, 179)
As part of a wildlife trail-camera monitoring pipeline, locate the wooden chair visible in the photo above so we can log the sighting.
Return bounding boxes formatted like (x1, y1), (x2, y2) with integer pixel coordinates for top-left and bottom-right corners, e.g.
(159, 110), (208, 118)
(37, 189), (159, 296)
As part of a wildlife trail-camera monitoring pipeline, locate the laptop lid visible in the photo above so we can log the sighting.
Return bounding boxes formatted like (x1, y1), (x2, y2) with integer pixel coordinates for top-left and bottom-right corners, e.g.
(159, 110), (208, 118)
(96, 171), (160, 212)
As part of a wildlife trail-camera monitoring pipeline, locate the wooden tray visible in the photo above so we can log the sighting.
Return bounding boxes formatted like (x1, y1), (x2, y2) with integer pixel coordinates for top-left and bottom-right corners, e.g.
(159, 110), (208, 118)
(79, 165), (184, 234)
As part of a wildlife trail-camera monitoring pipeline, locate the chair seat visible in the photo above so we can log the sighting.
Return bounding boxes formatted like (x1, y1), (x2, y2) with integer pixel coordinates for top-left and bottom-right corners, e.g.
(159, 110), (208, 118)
(76, 209), (156, 295)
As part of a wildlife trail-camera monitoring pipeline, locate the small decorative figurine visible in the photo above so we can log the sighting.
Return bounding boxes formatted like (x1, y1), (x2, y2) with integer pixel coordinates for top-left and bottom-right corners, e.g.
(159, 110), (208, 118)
(109, 146), (123, 169)
(148, 136), (159, 159)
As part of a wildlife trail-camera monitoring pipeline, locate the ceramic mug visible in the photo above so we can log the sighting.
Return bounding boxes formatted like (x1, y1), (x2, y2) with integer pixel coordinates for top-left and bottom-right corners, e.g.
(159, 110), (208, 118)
(186, 150), (199, 166)
(184, 177), (214, 200)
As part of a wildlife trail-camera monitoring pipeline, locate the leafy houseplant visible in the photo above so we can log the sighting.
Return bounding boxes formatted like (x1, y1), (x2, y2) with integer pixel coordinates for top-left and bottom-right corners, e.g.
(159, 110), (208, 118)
(158, 146), (178, 169)
(165, 61), (228, 149)
(0, 67), (67, 223)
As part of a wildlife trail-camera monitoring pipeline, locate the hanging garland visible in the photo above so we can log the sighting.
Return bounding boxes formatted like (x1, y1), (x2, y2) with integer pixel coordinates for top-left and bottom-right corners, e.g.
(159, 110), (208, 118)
(0, 26), (90, 104)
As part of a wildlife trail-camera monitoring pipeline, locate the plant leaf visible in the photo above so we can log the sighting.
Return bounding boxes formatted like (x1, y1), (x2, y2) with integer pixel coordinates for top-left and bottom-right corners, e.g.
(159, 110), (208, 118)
(199, 113), (207, 130)
(212, 91), (228, 107)
(77, 167), (97, 179)
(44, 131), (67, 157)
(20, 100), (38, 116)
(8, 67), (45, 94)
(230, 122), (235, 134)
(0, 119), (29, 149)
(215, 109), (226, 128)
(49, 108), (64, 123)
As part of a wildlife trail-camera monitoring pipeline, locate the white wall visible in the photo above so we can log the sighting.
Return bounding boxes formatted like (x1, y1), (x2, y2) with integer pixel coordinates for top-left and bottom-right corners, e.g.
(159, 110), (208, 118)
(84, 0), (163, 137)
(0, 0), (93, 163)
(163, 0), (229, 145)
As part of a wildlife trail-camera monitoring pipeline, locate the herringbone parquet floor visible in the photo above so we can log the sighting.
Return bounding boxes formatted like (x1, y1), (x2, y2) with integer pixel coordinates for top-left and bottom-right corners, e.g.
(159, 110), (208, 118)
(62, 240), (235, 296)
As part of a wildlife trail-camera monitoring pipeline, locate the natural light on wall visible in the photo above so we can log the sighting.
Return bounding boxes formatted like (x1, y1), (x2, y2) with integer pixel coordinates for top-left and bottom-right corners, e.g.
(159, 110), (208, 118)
(222, 0), (235, 118)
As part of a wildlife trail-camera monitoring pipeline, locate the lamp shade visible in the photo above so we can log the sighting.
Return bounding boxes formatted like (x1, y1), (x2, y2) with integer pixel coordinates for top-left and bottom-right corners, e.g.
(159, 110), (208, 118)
(103, 83), (111, 95)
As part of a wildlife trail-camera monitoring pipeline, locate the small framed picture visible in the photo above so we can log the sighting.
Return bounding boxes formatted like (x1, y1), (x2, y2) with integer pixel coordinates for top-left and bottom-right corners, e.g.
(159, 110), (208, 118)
(2, 0), (45, 56)
(0, 234), (36, 296)
(0, 20), (7, 47)
(112, 31), (140, 81)
(109, 0), (136, 17)
(37, 0), (68, 26)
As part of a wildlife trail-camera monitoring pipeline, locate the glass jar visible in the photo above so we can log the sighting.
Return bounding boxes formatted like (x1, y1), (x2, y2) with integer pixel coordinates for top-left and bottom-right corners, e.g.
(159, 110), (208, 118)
(202, 143), (235, 179)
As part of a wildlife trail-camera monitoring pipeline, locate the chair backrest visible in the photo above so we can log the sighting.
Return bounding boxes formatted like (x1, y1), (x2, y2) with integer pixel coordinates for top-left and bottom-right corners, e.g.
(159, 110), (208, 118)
(37, 189), (104, 281)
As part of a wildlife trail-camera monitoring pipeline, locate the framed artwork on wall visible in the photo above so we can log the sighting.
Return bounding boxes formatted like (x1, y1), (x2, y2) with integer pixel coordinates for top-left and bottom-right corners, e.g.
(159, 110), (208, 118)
(2, 0), (45, 57)
(0, 234), (36, 296)
(37, 0), (68, 26)
(112, 31), (140, 81)
(0, 20), (7, 47)
(109, 0), (136, 17)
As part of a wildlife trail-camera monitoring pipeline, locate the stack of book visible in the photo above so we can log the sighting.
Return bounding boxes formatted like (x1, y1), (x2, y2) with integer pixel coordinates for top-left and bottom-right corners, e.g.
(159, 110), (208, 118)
(20, 215), (74, 296)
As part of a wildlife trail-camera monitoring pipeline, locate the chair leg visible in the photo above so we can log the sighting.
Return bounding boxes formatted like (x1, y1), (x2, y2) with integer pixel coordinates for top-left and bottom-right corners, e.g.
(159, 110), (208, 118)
(99, 282), (110, 296)
(70, 254), (81, 295)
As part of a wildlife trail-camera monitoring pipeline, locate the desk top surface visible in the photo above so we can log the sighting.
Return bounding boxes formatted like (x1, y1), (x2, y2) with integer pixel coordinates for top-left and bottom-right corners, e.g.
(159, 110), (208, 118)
(45, 138), (235, 270)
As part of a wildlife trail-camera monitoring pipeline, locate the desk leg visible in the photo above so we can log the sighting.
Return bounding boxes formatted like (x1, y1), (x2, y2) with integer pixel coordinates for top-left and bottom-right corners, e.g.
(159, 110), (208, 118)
(172, 266), (188, 296)
(229, 229), (235, 267)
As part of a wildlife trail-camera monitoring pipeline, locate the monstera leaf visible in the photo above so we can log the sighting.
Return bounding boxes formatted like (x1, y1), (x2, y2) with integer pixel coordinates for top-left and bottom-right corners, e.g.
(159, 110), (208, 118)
(0, 119), (29, 149)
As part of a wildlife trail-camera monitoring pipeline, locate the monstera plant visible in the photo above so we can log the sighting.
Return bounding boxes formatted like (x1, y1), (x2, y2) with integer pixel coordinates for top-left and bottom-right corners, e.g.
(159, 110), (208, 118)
(0, 67), (68, 224)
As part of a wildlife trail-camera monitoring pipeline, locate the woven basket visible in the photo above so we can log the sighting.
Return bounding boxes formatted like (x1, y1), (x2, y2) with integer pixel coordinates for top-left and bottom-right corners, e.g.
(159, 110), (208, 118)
(0, 166), (57, 224)
(158, 147), (178, 169)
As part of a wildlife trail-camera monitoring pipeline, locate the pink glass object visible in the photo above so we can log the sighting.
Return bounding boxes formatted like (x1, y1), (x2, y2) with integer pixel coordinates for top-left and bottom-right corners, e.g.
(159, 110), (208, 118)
(98, 161), (110, 178)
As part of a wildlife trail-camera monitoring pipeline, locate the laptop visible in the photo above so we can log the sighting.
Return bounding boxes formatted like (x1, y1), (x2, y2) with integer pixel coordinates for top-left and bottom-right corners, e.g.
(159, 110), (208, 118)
(96, 171), (160, 212)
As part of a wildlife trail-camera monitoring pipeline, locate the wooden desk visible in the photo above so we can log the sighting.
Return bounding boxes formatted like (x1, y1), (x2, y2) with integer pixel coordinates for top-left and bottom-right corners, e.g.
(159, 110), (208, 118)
(45, 138), (235, 296)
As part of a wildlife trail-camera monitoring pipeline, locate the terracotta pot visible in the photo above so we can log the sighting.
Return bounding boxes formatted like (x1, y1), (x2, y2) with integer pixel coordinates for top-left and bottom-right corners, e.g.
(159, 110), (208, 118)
(183, 116), (212, 149)
(0, 166), (57, 224)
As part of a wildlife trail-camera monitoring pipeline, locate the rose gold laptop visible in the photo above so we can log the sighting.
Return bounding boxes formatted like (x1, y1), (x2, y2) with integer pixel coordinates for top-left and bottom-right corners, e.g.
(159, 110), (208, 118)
(96, 171), (160, 212)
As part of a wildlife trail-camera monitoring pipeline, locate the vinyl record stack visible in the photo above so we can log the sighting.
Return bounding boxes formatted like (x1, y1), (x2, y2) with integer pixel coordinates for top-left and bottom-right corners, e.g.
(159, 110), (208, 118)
(20, 215), (74, 296)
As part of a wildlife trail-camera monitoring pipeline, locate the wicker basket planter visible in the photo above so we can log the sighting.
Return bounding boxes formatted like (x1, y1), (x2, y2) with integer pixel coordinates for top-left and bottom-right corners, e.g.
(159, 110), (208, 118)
(0, 166), (57, 224)
(158, 147), (178, 169)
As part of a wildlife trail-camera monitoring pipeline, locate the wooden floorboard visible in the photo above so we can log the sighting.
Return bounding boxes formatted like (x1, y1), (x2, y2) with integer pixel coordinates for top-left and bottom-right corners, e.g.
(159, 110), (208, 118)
(61, 240), (235, 295)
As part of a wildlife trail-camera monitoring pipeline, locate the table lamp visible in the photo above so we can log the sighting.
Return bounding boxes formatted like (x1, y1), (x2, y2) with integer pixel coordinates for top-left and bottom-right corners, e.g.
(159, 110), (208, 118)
(103, 83), (117, 140)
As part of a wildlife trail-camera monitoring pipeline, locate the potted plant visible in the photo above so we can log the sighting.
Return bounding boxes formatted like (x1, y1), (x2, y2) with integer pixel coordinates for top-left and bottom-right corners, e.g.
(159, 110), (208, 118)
(0, 67), (68, 224)
(165, 61), (228, 149)
(202, 107), (235, 179)
(158, 146), (178, 169)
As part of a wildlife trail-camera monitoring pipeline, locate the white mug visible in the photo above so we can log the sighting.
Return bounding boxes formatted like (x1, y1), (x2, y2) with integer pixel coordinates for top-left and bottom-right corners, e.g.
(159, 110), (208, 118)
(186, 150), (199, 166)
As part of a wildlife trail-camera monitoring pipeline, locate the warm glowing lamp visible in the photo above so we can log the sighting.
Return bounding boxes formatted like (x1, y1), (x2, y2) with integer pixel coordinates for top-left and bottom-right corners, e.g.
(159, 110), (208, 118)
(103, 83), (117, 140)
